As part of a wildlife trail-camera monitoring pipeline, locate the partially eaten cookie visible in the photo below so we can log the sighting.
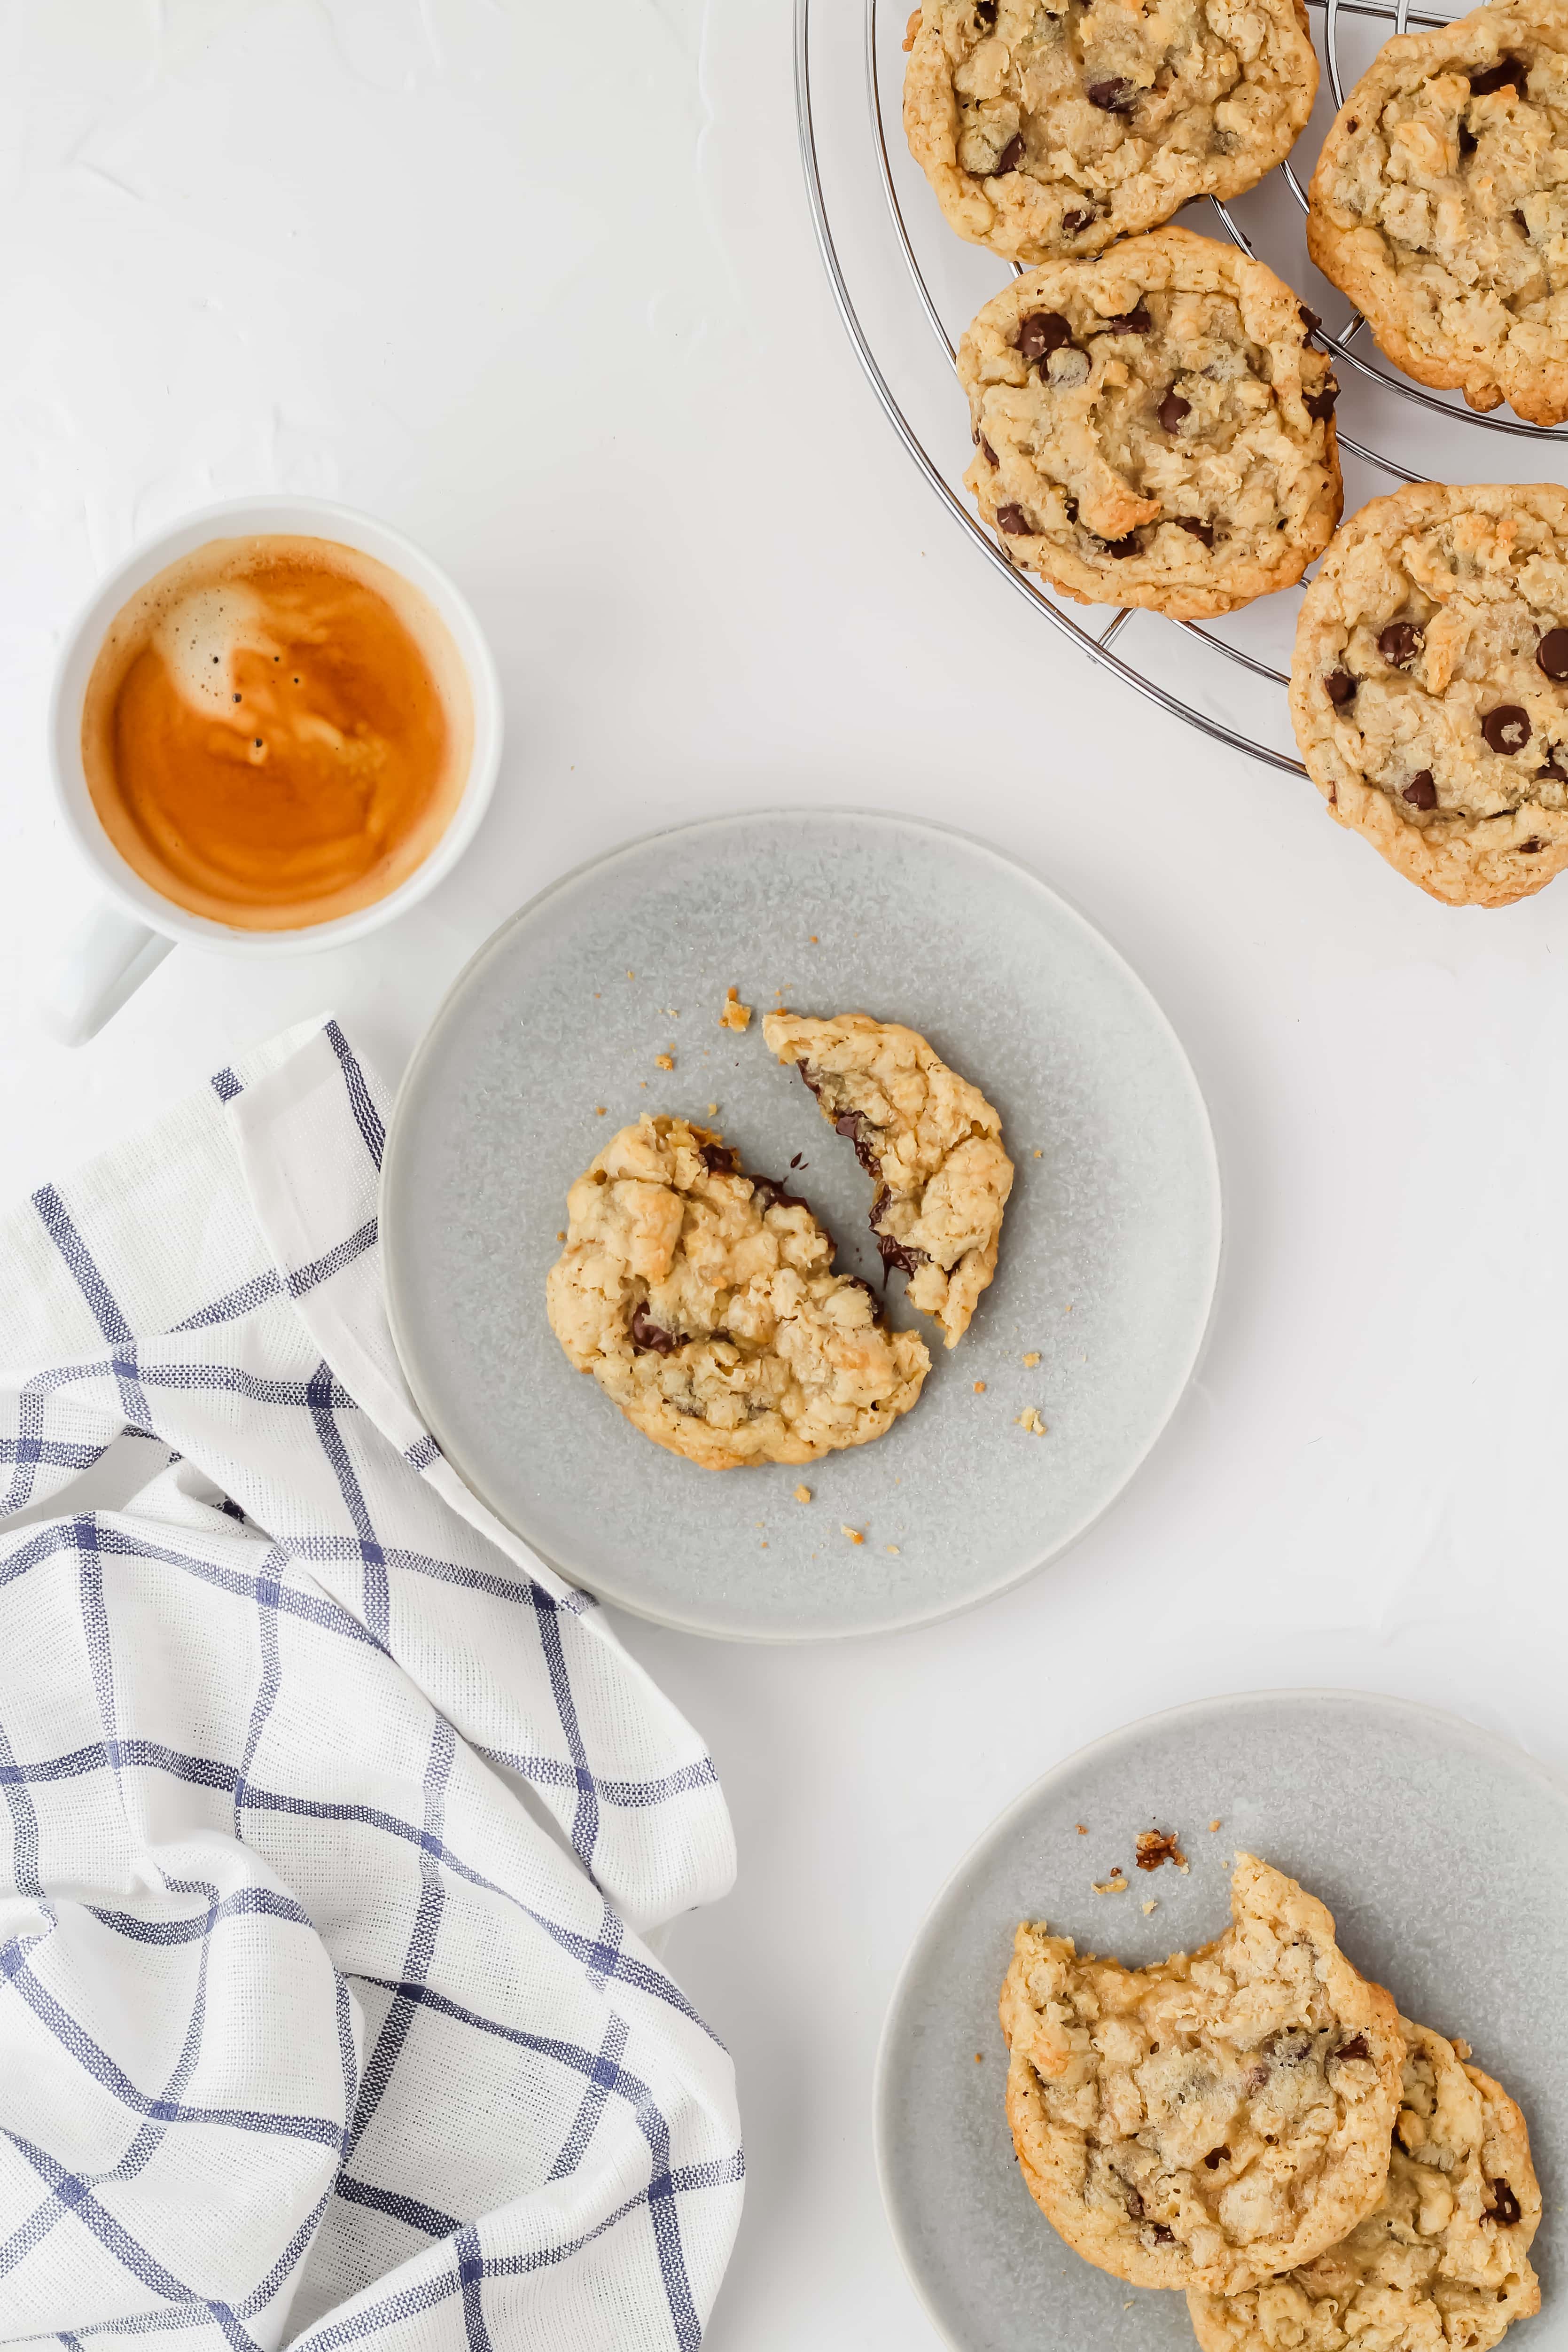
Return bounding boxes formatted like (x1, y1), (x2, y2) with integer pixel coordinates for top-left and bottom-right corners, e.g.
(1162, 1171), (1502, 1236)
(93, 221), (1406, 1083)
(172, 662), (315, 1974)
(545, 1113), (930, 1469)
(762, 1010), (1014, 1346)
(999, 1852), (1407, 2294)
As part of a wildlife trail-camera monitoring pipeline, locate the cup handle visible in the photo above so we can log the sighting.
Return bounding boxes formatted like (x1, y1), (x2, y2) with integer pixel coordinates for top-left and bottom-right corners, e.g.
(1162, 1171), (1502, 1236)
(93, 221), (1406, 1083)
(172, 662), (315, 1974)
(39, 903), (176, 1046)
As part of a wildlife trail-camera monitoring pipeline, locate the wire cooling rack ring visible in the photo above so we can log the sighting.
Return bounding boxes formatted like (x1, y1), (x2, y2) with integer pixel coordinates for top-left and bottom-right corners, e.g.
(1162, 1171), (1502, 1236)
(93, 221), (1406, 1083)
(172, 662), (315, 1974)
(794, 0), (1568, 773)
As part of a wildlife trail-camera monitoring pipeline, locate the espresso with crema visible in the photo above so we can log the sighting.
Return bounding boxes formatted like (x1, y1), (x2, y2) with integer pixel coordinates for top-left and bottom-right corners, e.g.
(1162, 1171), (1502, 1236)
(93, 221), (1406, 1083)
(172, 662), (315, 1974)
(81, 535), (473, 930)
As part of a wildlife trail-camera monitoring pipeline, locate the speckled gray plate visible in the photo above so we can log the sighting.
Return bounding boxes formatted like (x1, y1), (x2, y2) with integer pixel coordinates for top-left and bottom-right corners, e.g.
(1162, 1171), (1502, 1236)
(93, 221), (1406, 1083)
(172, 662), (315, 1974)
(874, 1689), (1567, 2351)
(380, 809), (1220, 1640)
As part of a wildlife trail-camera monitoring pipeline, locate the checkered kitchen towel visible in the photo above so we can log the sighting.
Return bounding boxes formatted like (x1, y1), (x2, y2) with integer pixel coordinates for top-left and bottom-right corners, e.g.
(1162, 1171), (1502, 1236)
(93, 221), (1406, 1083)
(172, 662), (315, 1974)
(0, 1017), (741, 2352)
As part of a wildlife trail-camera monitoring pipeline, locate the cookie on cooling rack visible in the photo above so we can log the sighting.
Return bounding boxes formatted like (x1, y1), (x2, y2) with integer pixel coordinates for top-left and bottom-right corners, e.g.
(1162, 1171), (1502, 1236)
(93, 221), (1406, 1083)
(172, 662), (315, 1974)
(1307, 0), (1568, 426)
(957, 228), (1342, 618)
(903, 0), (1318, 264)
(1289, 480), (1568, 906)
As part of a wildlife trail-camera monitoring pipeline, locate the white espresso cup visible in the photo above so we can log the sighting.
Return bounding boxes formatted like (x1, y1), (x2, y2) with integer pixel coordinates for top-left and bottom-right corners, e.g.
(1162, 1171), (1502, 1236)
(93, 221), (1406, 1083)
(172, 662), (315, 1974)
(45, 494), (504, 1045)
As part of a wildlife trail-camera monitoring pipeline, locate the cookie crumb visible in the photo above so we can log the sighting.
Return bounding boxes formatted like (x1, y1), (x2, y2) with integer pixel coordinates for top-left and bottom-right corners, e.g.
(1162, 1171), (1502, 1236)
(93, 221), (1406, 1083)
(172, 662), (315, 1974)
(655, 1053), (675, 1071)
(1142, 1899), (1158, 1915)
(555, 1229), (566, 1243)
(708, 1102), (719, 1115)
(1076, 1823), (1088, 1835)
(903, 5), (920, 47)
(795, 1484), (812, 1503)
(1016, 1406), (1047, 1435)
(1022, 1351), (1040, 1367)
(626, 969), (634, 979)
(594, 1106), (607, 1117)
(884, 1543), (900, 1555)
(1032, 1149), (1042, 1159)
(974, 2050), (984, 2063)
(1092, 1871), (1129, 1895)
(718, 988), (753, 1033)
(973, 1379), (986, 1393)
(1135, 1828), (1189, 1874)
(841, 1524), (864, 1545)
(1209, 1818), (1222, 1832)
(1452, 2037), (1473, 2062)
(808, 934), (819, 944)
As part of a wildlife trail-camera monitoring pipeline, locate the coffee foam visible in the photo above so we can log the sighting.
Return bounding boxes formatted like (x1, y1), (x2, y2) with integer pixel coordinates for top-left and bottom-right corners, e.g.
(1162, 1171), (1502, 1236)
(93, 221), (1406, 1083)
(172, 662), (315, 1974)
(153, 582), (274, 717)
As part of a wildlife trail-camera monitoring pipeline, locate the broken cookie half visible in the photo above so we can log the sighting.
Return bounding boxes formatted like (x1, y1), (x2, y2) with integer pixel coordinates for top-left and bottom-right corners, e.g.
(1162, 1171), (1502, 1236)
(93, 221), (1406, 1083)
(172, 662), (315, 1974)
(545, 1113), (930, 1470)
(762, 1010), (1014, 1346)
(999, 1852), (1406, 2295)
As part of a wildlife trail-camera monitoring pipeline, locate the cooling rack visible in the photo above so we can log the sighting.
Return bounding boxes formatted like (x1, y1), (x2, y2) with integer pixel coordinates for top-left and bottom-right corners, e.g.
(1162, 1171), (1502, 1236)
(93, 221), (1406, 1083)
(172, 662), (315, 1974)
(795, 0), (1568, 776)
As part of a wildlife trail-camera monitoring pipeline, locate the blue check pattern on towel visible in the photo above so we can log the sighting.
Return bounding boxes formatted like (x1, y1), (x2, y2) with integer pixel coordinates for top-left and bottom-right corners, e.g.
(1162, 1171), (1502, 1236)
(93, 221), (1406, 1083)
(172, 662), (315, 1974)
(0, 1018), (741, 2352)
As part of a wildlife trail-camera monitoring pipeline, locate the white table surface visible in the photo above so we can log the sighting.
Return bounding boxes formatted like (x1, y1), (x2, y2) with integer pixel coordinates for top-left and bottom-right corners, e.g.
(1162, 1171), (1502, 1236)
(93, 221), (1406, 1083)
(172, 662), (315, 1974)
(4, 5), (1568, 2345)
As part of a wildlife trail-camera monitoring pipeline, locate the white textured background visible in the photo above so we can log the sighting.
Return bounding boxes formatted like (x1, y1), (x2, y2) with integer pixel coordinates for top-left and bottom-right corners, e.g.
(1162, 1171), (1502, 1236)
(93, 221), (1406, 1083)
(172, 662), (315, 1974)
(3, 4), (1567, 2344)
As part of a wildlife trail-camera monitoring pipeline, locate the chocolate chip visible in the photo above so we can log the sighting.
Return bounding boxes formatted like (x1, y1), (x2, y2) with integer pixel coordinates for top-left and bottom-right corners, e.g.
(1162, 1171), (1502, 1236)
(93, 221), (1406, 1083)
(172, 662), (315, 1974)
(1482, 704), (1531, 753)
(876, 1230), (928, 1276)
(1521, 836), (1544, 853)
(798, 1063), (825, 1098)
(975, 0), (998, 22)
(995, 132), (1026, 174)
(1099, 532), (1142, 557)
(1537, 626), (1568, 678)
(1159, 390), (1191, 432)
(1468, 55), (1526, 96)
(1100, 303), (1153, 334)
(789, 1152), (804, 1168)
(1204, 2146), (1231, 2169)
(1087, 76), (1135, 110)
(1515, 207), (1530, 232)
(1303, 382), (1338, 420)
(1016, 308), (1073, 362)
(980, 437), (999, 466)
(1245, 2063), (1270, 2092)
(699, 1142), (735, 1172)
(1489, 2179), (1523, 2228)
(1336, 2032), (1371, 2063)
(1324, 669), (1357, 705)
(1123, 2187), (1145, 2219)
(1402, 771), (1437, 809)
(1299, 303), (1323, 337)
(834, 1112), (883, 1177)
(630, 1304), (679, 1355)
(1378, 620), (1421, 666)
(1459, 125), (1478, 154)
(1539, 751), (1568, 782)
(996, 503), (1033, 535)
(1061, 207), (1094, 235)
(1149, 2225), (1175, 2245)
(1174, 517), (1214, 548)
(750, 1175), (804, 1212)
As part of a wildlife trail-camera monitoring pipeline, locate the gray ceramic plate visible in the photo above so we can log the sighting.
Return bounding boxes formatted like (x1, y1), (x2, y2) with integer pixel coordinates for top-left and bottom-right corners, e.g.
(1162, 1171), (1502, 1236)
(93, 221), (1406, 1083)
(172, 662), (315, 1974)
(874, 1689), (1567, 2350)
(381, 810), (1220, 1639)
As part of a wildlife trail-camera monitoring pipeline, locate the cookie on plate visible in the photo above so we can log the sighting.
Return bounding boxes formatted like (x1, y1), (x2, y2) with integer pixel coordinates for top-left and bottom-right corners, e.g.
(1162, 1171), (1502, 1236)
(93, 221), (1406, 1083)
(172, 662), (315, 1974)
(957, 229), (1342, 617)
(1289, 479), (1568, 906)
(903, 0), (1318, 265)
(762, 1010), (1013, 1347)
(1188, 2016), (1541, 2352)
(545, 1114), (929, 1469)
(998, 1852), (1406, 2295)
(1307, 0), (1568, 426)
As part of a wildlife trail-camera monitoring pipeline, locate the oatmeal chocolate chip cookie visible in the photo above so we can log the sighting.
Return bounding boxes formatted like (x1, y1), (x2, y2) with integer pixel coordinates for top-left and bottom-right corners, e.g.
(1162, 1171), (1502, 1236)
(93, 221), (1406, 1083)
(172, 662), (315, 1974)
(1307, 0), (1568, 426)
(761, 1011), (1013, 1347)
(1188, 2017), (1541, 2352)
(1289, 480), (1568, 906)
(545, 1114), (929, 1470)
(903, 0), (1318, 264)
(998, 1852), (1405, 2294)
(957, 229), (1343, 618)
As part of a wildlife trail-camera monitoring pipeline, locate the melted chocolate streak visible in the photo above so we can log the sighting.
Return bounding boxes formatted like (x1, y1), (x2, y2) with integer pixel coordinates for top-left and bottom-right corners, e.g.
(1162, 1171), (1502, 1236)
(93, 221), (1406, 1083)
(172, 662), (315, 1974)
(627, 1082), (926, 1353)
